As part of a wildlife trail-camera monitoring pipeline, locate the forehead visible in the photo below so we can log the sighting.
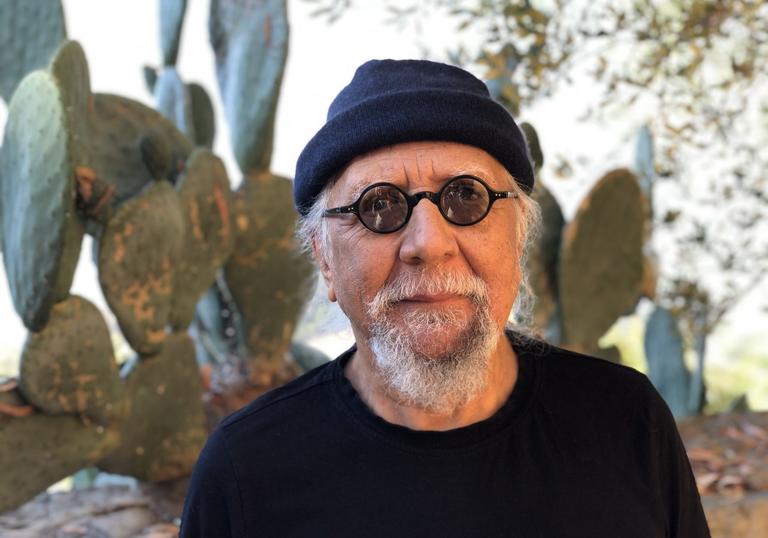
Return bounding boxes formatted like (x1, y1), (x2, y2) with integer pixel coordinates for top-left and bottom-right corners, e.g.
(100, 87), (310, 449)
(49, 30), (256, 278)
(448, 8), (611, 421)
(331, 141), (510, 199)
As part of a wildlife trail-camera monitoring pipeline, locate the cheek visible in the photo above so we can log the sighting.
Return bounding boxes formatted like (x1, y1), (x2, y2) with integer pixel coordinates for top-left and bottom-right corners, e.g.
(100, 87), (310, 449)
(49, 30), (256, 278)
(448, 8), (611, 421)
(327, 232), (397, 314)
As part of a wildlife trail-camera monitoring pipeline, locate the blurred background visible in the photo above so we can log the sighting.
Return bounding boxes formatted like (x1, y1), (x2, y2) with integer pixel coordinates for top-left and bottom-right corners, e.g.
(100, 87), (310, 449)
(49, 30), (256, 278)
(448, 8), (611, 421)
(0, 0), (766, 536)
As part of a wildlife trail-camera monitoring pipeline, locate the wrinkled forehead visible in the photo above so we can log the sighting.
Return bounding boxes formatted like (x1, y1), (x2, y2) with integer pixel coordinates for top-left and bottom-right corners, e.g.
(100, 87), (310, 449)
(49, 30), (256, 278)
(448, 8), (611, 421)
(328, 141), (514, 203)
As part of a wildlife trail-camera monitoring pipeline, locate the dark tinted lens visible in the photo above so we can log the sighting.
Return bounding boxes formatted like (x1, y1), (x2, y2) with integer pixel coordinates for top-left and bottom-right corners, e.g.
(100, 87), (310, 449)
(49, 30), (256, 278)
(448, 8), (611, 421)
(440, 177), (490, 224)
(359, 185), (408, 232)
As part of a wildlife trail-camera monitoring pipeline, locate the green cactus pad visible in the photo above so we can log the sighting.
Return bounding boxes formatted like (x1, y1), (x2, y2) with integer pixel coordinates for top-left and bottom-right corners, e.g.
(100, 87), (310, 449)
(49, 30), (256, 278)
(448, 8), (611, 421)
(97, 332), (207, 482)
(0, 71), (84, 331)
(49, 41), (91, 164)
(87, 94), (193, 207)
(169, 149), (234, 329)
(160, 0), (187, 66)
(520, 122), (544, 172)
(527, 181), (564, 338)
(0, 413), (118, 513)
(644, 306), (691, 417)
(18, 296), (121, 423)
(558, 169), (644, 350)
(154, 68), (195, 140)
(0, 0), (67, 102)
(98, 180), (185, 355)
(209, 0), (288, 173)
(224, 172), (314, 374)
(188, 82), (216, 148)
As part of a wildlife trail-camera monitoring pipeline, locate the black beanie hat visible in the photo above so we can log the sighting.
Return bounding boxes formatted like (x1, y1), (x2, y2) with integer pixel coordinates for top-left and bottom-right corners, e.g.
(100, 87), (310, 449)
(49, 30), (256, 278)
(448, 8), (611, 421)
(293, 59), (534, 215)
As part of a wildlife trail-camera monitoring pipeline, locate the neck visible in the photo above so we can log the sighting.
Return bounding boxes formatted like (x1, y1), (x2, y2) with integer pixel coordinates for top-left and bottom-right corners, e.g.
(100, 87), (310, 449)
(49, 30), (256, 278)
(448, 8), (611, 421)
(343, 332), (519, 431)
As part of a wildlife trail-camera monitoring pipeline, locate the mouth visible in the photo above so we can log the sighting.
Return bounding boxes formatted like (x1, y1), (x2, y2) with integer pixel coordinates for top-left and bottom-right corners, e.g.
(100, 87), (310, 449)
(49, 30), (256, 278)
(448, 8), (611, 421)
(399, 294), (469, 305)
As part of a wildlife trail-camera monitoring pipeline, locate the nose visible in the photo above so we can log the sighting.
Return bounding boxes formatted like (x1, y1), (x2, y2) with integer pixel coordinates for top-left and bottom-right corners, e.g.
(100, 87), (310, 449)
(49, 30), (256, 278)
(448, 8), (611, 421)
(398, 198), (458, 266)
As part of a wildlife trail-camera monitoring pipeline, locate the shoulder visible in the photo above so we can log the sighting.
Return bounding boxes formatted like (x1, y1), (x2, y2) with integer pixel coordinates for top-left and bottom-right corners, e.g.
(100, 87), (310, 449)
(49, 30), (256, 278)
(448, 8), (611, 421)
(516, 336), (657, 416)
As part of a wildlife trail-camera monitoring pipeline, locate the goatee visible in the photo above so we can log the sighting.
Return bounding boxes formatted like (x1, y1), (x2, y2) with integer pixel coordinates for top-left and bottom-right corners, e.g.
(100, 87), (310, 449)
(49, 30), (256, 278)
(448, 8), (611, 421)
(366, 271), (500, 415)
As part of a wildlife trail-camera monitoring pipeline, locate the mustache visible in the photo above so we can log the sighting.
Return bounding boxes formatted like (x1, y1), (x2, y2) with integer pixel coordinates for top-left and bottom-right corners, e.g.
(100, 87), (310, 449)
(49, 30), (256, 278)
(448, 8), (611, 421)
(367, 271), (489, 318)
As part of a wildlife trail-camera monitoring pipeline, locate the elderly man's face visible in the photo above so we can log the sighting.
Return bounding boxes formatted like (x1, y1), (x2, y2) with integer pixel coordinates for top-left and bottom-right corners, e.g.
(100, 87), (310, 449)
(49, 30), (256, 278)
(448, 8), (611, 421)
(318, 141), (523, 363)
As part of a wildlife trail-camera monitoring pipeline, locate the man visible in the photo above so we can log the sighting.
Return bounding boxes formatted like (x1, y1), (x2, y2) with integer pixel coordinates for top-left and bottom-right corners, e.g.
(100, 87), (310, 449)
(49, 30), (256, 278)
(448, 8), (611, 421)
(181, 59), (710, 537)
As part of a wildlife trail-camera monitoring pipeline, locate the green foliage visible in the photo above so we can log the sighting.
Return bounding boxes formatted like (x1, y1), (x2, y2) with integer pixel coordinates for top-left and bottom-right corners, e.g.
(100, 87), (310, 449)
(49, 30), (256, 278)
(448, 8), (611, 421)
(209, 0), (289, 174)
(0, 0), (66, 102)
(0, 70), (84, 331)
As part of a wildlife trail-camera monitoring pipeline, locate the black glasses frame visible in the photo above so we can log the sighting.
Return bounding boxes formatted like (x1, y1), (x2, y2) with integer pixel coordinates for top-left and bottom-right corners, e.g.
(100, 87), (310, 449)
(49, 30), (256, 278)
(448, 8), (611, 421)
(323, 175), (519, 234)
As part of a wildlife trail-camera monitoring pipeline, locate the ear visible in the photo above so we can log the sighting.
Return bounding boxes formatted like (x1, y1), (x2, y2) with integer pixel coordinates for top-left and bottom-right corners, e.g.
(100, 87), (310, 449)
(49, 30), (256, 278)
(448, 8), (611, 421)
(311, 236), (337, 303)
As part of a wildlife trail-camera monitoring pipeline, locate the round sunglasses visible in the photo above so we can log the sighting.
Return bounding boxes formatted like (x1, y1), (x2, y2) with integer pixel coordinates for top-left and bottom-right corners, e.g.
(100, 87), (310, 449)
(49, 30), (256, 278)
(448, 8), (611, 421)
(323, 175), (519, 233)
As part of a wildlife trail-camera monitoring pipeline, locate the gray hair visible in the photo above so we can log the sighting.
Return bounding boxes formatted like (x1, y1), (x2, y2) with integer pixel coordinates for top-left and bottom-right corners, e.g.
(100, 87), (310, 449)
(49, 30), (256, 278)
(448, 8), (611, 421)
(295, 177), (542, 332)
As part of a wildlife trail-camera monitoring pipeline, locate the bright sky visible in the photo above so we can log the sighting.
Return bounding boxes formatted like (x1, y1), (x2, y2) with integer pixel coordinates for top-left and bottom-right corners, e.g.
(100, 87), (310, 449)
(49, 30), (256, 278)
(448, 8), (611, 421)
(0, 0), (765, 371)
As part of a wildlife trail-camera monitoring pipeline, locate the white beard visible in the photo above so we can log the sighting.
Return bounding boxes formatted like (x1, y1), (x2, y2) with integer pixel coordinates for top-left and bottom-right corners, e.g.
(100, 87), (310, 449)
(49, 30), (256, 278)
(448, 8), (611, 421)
(365, 271), (500, 415)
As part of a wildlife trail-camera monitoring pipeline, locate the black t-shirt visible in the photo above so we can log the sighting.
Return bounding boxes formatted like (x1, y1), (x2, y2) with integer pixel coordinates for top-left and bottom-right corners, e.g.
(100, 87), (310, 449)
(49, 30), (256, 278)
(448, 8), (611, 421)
(180, 335), (710, 537)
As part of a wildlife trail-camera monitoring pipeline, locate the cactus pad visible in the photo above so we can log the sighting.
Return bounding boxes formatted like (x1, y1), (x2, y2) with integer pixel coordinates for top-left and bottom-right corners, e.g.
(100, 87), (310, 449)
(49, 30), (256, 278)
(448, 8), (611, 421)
(0, 0), (67, 102)
(160, 0), (187, 66)
(0, 413), (118, 513)
(527, 181), (564, 339)
(558, 169), (644, 350)
(49, 41), (91, 164)
(520, 122), (544, 172)
(209, 0), (288, 173)
(154, 68), (195, 141)
(224, 172), (314, 374)
(644, 306), (691, 418)
(97, 333), (207, 482)
(634, 124), (655, 196)
(98, 180), (185, 355)
(18, 296), (121, 423)
(88, 94), (193, 207)
(188, 82), (216, 148)
(170, 149), (234, 329)
(0, 70), (84, 330)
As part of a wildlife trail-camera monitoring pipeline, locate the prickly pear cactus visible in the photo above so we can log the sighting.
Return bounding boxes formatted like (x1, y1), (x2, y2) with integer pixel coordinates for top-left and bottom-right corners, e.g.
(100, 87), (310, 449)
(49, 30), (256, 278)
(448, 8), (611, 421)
(160, 0), (187, 67)
(528, 180), (564, 341)
(187, 82), (216, 149)
(98, 180), (185, 355)
(209, 0), (288, 173)
(49, 41), (91, 165)
(154, 68), (195, 141)
(89, 93), (193, 206)
(170, 149), (234, 329)
(97, 333), (207, 482)
(0, 0), (67, 102)
(0, 413), (119, 513)
(634, 124), (655, 196)
(644, 306), (692, 418)
(0, 70), (84, 331)
(46, 40), (193, 213)
(18, 296), (122, 424)
(559, 169), (644, 353)
(520, 122), (543, 172)
(224, 172), (314, 376)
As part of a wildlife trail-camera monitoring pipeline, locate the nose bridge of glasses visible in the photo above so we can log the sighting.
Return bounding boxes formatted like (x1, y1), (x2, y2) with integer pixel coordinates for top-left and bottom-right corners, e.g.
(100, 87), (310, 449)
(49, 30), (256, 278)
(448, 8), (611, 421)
(409, 190), (440, 209)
